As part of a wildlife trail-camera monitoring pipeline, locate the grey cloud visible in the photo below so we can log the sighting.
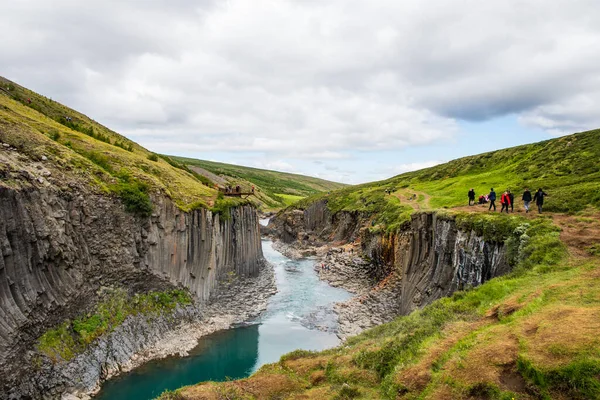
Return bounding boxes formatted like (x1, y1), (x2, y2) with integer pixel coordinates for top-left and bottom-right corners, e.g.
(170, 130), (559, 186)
(1, 0), (599, 168)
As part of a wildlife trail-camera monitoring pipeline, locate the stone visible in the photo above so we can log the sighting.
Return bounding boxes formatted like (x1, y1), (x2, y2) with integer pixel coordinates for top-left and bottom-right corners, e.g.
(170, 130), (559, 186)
(41, 156), (48, 161)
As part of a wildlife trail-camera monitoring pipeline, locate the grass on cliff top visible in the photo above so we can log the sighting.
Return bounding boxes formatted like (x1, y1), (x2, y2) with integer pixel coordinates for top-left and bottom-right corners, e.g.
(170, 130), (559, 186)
(37, 288), (192, 363)
(294, 129), (600, 231)
(171, 156), (346, 211)
(0, 78), (218, 211)
(160, 217), (600, 400)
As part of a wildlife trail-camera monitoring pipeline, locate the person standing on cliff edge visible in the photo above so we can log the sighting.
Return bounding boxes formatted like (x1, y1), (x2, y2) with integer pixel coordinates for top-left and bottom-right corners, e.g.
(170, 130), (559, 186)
(488, 188), (497, 211)
(468, 188), (476, 206)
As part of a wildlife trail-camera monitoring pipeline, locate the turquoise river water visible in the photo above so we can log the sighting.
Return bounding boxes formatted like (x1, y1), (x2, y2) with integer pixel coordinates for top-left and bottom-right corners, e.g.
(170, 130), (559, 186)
(95, 237), (352, 400)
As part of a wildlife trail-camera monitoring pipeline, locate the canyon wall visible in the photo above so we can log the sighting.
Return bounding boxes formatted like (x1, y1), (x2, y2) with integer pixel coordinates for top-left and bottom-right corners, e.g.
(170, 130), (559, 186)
(270, 200), (509, 316)
(0, 184), (265, 398)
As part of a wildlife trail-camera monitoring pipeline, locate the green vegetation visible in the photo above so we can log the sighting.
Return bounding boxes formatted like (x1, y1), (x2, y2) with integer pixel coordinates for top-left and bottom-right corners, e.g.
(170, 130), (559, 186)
(171, 156), (346, 211)
(157, 131), (599, 399)
(296, 184), (414, 232)
(38, 288), (192, 362)
(275, 193), (305, 207)
(112, 180), (153, 217)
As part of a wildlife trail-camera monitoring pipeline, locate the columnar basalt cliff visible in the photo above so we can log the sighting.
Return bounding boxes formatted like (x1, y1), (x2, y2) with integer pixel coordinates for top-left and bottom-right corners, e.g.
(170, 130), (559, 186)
(0, 183), (266, 398)
(364, 212), (508, 315)
(270, 201), (509, 335)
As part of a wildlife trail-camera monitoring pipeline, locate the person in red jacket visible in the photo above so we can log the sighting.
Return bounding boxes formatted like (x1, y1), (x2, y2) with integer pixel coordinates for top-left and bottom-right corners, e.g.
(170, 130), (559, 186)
(500, 191), (511, 213)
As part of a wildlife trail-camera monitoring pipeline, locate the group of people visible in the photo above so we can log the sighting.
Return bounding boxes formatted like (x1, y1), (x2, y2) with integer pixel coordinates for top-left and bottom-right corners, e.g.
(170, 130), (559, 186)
(468, 188), (548, 214)
(224, 185), (241, 194)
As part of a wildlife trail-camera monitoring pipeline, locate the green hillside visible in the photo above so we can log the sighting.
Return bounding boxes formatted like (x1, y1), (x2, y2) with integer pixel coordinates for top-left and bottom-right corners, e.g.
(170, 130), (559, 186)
(171, 156), (346, 210)
(0, 76), (336, 214)
(296, 130), (600, 231)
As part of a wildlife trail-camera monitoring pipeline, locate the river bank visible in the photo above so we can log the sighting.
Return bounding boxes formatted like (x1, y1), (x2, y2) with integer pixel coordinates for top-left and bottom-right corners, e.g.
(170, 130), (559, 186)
(271, 240), (401, 340)
(57, 263), (277, 400)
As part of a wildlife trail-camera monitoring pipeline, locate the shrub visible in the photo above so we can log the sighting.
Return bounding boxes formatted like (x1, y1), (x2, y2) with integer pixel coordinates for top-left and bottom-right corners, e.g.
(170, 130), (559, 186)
(85, 151), (113, 173)
(114, 141), (134, 152)
(147, 153), (159, 162)
(49, 130), (60, 141)
(113, 181), (153, 217)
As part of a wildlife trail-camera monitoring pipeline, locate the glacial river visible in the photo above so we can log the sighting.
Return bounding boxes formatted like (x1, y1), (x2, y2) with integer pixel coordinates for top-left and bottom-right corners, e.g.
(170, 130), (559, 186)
(95, 235), (351, 399)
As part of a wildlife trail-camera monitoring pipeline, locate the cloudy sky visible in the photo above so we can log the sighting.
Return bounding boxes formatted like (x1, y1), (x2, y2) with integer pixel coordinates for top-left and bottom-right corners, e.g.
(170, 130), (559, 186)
(3, 0), (600, 183)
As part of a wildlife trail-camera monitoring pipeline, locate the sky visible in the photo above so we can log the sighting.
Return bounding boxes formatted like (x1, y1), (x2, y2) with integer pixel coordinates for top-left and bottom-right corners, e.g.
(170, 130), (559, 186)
(2, 0), (600, 184)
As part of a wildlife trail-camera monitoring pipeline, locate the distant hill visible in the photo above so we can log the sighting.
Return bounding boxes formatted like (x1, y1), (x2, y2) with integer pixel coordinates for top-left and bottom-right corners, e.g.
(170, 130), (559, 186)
(296, 129), (600, 231)
(171, 157), (346, 210)
(0, 76), (339, 213)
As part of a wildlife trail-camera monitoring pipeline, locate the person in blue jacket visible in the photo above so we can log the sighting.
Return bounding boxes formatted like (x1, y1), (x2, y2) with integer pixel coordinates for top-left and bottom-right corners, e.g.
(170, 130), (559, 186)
(488, 188), (497, 211)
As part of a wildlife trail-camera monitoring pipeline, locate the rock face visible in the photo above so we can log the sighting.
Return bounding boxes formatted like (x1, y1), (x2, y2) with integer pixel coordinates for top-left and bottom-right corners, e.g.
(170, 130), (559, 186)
(365, 212), (508, 315)
(270, 205), (509, 336)
(270, 200), (365, 246)
(0, 185), (266, 398)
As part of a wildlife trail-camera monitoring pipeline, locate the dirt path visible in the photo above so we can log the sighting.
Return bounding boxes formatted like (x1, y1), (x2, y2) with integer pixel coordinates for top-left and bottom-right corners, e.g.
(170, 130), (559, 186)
(392, 189), (431, 210)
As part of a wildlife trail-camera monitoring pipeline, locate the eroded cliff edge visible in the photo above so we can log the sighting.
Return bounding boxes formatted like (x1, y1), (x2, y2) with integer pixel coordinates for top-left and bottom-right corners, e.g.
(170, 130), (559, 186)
(0, 181), (269, 398)
(269, 200), (510, 337)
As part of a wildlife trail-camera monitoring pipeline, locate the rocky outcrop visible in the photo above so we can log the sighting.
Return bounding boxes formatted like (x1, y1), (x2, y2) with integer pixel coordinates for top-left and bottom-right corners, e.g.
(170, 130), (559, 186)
(270, 207), (510, 337)
(383, 212), (508, 315)
(270, 200), (365, 245)
(0, 183), (266, 398)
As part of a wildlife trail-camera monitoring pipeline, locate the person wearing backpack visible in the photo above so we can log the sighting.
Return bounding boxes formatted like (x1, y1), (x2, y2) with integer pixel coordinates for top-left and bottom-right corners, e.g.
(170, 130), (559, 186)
(533, 188), (548, 213)
(468, 188), (476, 206)
(488, 188), (497, 211)
(522, 188), (532, 213)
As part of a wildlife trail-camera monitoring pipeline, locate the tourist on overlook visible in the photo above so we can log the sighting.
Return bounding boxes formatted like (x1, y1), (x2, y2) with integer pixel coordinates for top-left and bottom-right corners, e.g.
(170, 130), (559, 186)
(533, 188), (548, 214)
(488, 188), (497, 211)
(522, 188), (532, 213)
(508, 190), (515, 212)
(468, 188), (476, 206)
(500, 191), (511, 213)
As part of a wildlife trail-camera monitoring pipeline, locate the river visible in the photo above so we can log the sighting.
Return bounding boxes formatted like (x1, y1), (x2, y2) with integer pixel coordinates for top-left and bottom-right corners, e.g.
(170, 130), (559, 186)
(95, 236), (351, 400)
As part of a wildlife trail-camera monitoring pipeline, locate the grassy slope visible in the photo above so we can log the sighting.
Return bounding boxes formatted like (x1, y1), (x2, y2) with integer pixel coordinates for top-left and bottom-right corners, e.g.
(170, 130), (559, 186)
(171, 156), (346, 210)
(159, 131), (600, 400)
(295, 130), (600, 231)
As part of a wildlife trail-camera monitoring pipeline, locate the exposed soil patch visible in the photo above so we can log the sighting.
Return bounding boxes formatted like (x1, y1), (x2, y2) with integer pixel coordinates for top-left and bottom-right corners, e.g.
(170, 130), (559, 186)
(499, 363), (529, 393)
(392, 189), (431, 210)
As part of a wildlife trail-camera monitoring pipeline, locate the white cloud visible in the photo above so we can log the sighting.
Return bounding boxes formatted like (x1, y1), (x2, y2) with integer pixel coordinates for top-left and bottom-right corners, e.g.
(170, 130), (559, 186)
(2, 0), (599, 182)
